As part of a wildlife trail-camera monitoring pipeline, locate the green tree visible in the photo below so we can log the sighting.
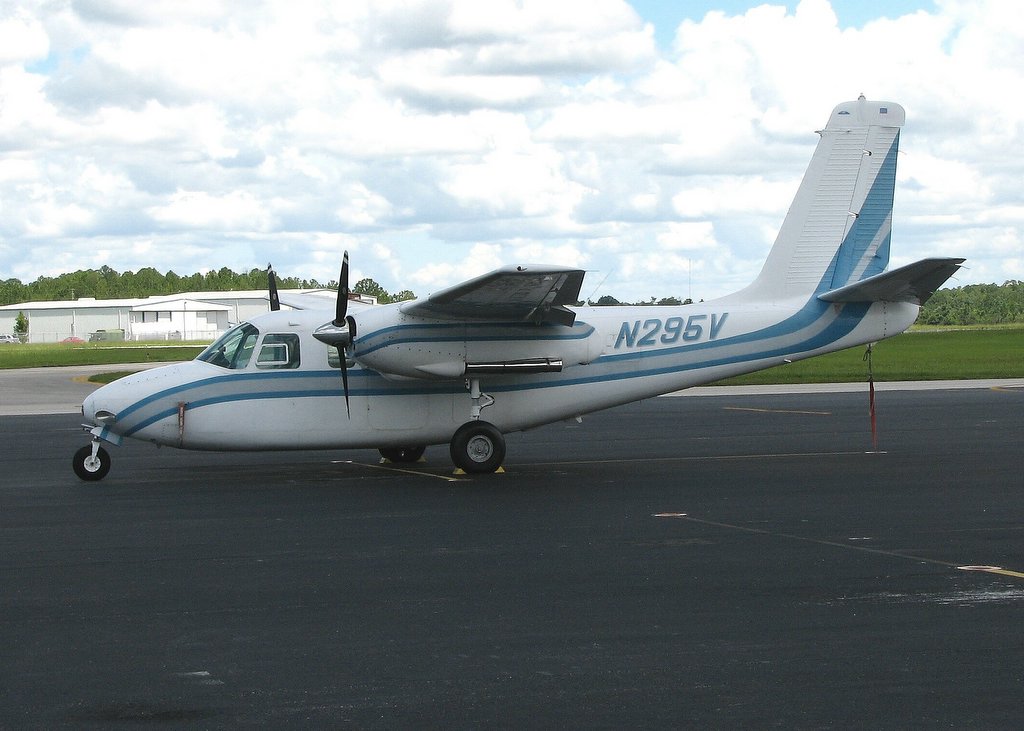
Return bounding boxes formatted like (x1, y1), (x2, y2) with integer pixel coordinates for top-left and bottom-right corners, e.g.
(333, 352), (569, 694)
(0, 278), (26, 305)
(353, 278), (390, 303)
(14, 311), (28, 342)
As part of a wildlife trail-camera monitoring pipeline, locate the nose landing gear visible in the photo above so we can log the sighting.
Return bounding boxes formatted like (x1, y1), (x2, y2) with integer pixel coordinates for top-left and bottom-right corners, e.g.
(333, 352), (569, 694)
(73, 440), (111, 481)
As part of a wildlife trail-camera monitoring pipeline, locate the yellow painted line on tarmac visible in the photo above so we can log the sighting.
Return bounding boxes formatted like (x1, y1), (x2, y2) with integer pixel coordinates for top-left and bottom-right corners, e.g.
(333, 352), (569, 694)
(723, 406), (832, 416)
(332, 452), (879, 479)
(331, 459), (466, 483)
(988, 568), (1024, 579)
(658, 514), (1024, 582)
(990, 385), (1024, 393)
(528, 450), (880, 466)
(958, 565), (1024, 579)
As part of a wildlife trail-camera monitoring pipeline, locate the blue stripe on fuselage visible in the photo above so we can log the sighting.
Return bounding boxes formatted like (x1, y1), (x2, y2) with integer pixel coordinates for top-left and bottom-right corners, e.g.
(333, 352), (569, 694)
(354, 321), (595, 357)
(116, 299), (869, 438)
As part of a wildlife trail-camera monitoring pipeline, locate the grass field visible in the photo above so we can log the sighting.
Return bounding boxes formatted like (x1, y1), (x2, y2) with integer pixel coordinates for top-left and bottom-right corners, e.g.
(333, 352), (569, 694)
(1, 327), (1021, 383)
(714, 327), (1024, 385)
(0, 342), (206, 369)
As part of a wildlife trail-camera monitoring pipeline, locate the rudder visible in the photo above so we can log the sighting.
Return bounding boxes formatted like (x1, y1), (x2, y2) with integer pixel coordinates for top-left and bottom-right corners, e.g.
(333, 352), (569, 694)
(725, 97), (905, 304)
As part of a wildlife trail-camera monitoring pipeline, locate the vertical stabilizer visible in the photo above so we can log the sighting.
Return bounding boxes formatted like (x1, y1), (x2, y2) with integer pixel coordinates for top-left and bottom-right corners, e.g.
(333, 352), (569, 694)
(725, 97), (905, 304)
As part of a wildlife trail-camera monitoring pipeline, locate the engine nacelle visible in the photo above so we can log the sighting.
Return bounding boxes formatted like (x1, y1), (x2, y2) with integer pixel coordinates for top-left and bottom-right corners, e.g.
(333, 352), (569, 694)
(352, 309), (602, 380)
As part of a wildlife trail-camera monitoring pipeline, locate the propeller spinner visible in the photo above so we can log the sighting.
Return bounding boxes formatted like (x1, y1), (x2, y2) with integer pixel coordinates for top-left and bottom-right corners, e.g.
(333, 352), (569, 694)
(313, 252), (355, 416)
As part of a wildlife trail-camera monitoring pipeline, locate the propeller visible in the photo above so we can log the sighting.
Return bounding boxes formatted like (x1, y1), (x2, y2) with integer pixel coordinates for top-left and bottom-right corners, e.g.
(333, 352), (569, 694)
(313, 251), (355, 417)
(267, 263), (280, 311)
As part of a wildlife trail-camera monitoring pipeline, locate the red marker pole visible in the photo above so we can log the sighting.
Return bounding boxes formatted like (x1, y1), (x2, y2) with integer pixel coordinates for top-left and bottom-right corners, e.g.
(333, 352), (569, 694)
(864, 345), (878, 452)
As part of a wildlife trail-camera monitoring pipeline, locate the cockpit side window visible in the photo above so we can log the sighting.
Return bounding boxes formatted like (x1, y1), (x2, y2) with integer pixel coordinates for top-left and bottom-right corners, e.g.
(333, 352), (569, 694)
(197, 323), (260, 369)
(256, 333), (300, 369)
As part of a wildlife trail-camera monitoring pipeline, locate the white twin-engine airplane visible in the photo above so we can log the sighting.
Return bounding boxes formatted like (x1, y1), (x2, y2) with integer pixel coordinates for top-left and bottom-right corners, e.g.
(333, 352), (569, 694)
(76, 98), (963, 480)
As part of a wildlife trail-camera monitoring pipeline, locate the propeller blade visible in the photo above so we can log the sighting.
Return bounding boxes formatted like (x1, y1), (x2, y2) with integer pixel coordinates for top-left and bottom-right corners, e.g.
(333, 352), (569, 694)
(338, 345), (351, 418)
(267, 263), (280, 311)
(335, 251), (349, 325)
(313, 251), (356, 418)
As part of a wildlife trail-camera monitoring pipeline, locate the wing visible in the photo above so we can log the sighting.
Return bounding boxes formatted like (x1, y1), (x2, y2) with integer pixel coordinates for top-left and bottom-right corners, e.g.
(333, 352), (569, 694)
(401, 265), (587, 326)
(275, 292), (376, 314)
(274, 292), (337, 311)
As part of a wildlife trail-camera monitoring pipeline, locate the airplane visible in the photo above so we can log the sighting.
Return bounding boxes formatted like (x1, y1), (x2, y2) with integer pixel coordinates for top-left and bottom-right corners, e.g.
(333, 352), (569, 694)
(74, 97), (963, 481)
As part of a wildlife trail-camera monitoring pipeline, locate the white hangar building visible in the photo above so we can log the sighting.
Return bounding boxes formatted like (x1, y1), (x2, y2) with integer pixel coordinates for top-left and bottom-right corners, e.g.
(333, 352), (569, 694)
(0, 289), (353, 343)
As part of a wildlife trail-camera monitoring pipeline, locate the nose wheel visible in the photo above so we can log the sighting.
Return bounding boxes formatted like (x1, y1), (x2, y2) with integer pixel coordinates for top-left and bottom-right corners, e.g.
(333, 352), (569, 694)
(450, 421), (506, 474)
(73, 441), (111, 481)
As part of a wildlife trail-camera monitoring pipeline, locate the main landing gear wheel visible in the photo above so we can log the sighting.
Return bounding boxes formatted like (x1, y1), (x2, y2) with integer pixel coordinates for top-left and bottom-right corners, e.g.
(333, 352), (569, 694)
(73, 444), (111, 481)
(449, 421), (506, 474)
(378, 445), (427, 463)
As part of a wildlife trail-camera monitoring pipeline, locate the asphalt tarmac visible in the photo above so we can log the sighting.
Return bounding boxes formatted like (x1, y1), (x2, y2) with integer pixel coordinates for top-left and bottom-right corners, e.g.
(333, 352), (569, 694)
(2, 380), (1023, 728)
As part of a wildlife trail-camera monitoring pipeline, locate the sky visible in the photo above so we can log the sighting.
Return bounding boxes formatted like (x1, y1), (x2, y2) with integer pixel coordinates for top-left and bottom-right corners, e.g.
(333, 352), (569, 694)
(1, 0), (1021, 303)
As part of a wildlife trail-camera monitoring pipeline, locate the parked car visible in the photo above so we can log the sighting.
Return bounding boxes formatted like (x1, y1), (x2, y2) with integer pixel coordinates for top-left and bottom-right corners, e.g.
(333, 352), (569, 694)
(0, 334), (20, 344)
(89, 329), (125, 342)
(61, 336), (86, 344)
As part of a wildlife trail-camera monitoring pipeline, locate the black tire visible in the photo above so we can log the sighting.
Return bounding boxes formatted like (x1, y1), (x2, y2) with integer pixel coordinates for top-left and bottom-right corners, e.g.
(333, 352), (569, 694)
(379, 445), (426, 463)
(73, 444), (111, 481)
(449, 421), (506, 474)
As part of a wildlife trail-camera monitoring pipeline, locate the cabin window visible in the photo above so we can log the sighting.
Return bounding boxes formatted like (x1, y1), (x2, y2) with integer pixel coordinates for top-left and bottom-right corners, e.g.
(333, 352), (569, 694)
(256, 333), (300, 369)
(197, 323), (259, 369)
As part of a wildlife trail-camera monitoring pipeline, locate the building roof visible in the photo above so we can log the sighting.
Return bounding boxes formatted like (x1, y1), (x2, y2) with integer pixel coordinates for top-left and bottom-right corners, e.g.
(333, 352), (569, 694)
(0, 289), (347, 312)
(0, 297), (142, 311)
(132, 298), (233, 312)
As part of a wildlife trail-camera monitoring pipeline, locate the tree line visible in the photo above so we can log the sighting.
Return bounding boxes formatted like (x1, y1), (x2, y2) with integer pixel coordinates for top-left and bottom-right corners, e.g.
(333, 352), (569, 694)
(3, 267), (1023, 326)
(0, 266), (415, 306)
(916, 280), (1024, 326)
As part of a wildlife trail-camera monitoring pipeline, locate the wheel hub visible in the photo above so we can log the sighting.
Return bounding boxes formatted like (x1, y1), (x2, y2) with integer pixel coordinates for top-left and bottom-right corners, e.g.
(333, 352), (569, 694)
(467, 435), (493, 462)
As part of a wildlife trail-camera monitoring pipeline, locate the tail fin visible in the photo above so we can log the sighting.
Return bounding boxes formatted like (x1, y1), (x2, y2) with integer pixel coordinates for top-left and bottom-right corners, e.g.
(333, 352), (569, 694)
(727, 97), (905, 304)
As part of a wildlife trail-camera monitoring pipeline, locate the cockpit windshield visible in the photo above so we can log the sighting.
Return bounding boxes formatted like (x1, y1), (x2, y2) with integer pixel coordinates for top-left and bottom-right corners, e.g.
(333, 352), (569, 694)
(197, 323), (259, 369)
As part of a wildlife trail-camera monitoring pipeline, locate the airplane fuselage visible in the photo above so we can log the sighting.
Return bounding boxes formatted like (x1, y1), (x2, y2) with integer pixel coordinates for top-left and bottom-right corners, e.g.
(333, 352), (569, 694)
(83, 295), (917, 453)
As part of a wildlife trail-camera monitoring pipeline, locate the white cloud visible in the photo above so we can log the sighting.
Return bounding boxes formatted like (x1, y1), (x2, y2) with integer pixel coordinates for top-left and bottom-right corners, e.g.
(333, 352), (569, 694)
(149, 190), (273, 231)
(336, 183), (393, 227)
(656, 221), (716, 252)
(1, 0), (1022, 302)
(0, 6), (48, 64)
(671, 178), (795, 218)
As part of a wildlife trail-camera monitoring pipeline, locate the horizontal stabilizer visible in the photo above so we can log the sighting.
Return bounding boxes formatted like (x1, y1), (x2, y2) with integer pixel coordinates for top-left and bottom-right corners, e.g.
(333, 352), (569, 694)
(817, 257), (965, 305)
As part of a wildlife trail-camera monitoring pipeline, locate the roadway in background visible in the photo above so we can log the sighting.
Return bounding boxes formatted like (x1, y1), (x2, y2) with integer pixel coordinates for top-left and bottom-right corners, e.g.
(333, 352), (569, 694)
(2, 361), (1022, 415)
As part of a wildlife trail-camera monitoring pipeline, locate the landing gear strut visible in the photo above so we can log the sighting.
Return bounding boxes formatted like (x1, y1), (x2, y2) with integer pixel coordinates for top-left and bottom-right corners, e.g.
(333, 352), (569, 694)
(450, 421), (505, 474)
(467, 377), (495, 420)
(449, 376), (505, 473)
(73, 441), (111, 481)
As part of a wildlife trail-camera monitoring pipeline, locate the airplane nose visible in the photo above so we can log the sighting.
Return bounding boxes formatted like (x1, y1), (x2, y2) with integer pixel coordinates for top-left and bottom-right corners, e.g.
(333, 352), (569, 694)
(82, 389), (117, 426)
